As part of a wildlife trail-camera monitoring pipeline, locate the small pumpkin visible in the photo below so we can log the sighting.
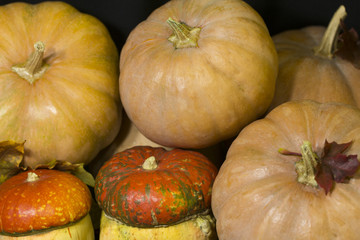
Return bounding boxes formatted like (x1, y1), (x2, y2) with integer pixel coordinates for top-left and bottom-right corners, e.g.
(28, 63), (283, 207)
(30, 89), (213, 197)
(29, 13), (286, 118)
(0, 1), (121, 169)
(269, 5), (360, 110)
(212, 100), (360, 239)
(0, 169), (93, 239)
(119, 0), (278, 149)
(95, 146), (218, 239)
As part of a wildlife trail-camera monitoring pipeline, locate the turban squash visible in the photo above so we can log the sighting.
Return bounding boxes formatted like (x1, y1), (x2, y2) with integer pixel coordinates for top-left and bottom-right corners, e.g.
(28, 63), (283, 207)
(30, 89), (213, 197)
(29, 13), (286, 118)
(95, 146), (218, 239)
(0, 169), (93, 239)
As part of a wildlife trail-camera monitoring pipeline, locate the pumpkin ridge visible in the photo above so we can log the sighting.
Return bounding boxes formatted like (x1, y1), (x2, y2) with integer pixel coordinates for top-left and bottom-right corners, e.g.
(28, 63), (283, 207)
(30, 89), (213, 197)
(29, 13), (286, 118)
(333, 61), (358, 103)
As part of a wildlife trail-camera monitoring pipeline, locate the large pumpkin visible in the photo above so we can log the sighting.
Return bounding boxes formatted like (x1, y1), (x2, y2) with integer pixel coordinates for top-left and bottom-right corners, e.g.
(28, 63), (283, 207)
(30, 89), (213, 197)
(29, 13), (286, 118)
(269, 5), (360, 110)
(119, 0), (278, 149)
(0, 169), (93, 239)
(0, 1), (121, 168)
(95, 146), (218, 239)
(212, 100), (360, 239)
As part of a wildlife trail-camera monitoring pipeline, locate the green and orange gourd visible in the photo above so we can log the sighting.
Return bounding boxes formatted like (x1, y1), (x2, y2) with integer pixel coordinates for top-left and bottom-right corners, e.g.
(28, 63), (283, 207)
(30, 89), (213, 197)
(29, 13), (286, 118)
(95, 146), (218, 239)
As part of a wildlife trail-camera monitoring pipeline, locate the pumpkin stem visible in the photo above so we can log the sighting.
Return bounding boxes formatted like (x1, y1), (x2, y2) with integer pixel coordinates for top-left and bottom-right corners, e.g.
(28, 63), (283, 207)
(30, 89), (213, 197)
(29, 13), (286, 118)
(295, 141), (319, 187)
(12, 41), (49, 84)
(167, 17), (201, 49)
(313, 5), (347, 58)
(142, 156), (158, 170)
(26, 172), (39, 182)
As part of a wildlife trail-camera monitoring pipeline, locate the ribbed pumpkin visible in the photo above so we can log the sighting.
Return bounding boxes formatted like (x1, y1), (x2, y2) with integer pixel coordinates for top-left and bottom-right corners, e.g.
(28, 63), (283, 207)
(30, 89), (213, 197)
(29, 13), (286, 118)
(0, 169), (93, 239)
(269, 5), (360, 110)
(119, 0), (278, 149)
(212, 100), (360, 240)
(95, 146), (218, 239)
(0, 1), (121, 168)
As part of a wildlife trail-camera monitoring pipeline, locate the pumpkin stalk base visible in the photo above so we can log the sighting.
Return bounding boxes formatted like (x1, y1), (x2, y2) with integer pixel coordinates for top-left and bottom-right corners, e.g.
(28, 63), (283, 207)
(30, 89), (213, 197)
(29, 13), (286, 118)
(12, 41), (49, 84)
(26, 172), (39, 182)
(142, 156), (158, 170)
(313, 5), (347, 58)
(295, 141), (319, 187)
(167, 18), (201, 49)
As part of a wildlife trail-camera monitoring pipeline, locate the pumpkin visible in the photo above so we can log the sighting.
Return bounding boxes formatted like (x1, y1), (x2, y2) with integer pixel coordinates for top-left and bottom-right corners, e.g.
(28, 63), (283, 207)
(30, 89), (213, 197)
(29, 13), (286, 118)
(269, 5), (360, 110)
(119, 0), (278, 149)
(212, 100), (360, 240)
(94, 146), (218, 239)
(87, 111), (225, 177)
(0, 1), (121, 169)
(0, 169), (93, 239)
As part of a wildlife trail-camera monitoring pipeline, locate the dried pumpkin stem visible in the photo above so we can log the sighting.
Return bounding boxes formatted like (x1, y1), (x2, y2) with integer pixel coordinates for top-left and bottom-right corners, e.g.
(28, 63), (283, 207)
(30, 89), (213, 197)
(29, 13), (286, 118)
(167, 17), (201, 49)
(12, 41), (49, 84)
(26, 172), (39, 182)
(295, 141), (319, 187)
(314, 5), (347, 58)
(142, 156), (158, 170)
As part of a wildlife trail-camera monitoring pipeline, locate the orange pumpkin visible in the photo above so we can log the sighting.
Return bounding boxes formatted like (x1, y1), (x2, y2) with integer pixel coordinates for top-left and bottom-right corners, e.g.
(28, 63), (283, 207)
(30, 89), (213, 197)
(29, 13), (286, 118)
(119, 0), (278, 149)
(212, 100), (360, 239)
(0, 1), (121, 169)
(269, 5), (360, 110)
(0, 169), (93, 239)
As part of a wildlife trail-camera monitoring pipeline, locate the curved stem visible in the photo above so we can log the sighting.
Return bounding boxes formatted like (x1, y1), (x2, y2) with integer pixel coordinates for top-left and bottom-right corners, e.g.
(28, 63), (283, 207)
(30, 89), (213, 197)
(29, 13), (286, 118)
(314, 5), (347, 58)
(142, 156), (158, 170)
(12, 41), (49, 84)
(167, 18), (201, 49)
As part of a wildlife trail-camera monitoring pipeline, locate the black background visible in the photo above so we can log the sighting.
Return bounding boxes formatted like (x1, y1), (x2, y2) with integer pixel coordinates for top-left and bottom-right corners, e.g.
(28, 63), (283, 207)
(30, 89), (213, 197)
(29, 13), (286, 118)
(2, 0), (360, 52)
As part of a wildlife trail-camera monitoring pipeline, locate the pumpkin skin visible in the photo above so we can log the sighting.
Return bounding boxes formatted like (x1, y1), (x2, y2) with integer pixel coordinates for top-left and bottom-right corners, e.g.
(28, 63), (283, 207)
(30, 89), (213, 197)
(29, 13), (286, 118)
(119, 0), (278, 149)
(212, 100), (360, 240)
(269, 6), (360, 110)
(95, 146), (218, 228)
(0, 169), (94, 239)
(0, 1), (121, 169)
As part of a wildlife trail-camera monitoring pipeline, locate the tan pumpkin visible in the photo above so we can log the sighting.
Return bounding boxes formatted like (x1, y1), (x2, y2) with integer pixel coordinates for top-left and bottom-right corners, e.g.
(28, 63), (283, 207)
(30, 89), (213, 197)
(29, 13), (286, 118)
(119, 0), (278, 149)
(0, 1), (121, 169)
(212, 100), (360, 239)
(269, 5), (360, 110)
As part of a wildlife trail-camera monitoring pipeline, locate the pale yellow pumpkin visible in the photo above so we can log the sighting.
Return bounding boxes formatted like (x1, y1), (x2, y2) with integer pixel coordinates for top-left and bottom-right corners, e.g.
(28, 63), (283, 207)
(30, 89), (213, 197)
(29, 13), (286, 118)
(269, 5), (360, 110)
(212, 100), (360, 240)
(119, 0), (278, 149)
(100, 212), (217, 240)
(0, 1), (121, 168)
(0, 215), (93, 240)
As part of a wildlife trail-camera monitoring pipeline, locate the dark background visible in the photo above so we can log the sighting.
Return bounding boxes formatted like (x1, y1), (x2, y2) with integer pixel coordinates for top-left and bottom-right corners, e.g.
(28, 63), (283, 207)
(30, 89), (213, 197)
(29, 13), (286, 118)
(2, 0), (360, 52)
